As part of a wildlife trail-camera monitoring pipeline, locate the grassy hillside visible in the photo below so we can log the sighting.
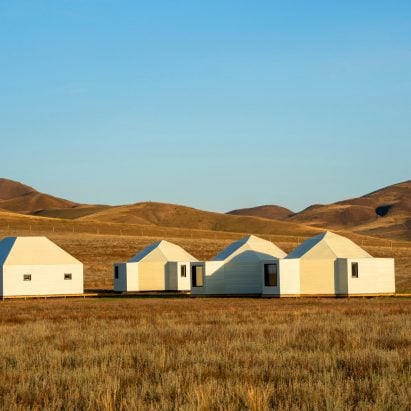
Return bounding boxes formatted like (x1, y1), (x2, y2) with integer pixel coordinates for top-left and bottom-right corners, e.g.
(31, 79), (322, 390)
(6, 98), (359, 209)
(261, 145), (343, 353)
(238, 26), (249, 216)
(227, 205), (293, 220)
(77, 202), (321, 237)
(230, 181), (411, 240)
(0, 178), (78, 213)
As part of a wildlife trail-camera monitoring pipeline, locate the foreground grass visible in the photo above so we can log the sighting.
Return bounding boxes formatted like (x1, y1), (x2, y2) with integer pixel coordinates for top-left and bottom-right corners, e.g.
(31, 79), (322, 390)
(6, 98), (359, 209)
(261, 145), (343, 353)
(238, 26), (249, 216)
(0, 298), (410, 410)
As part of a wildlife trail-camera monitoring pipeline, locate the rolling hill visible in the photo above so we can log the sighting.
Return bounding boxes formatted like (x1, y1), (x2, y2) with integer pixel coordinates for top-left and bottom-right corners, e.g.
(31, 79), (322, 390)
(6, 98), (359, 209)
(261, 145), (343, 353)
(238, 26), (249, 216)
(228, 181), (411, 240)
(0, 178), (36, 200)
(77, 201), (320, 237)
(0, 178), (78, 214)
(1, 178), (410, 240)
(227, 205), (293, 220)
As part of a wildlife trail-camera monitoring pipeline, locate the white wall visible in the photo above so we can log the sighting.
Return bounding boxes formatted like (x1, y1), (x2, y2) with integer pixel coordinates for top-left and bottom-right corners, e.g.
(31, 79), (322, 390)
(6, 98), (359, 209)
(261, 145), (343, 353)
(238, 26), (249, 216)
(177, 262), (191, 291)
(334, 259), (349, 295)
(336, 258), (395, 295)
(191, 261), (224, 295)
(113, 262), (139, 292)
(166, 262), (178, 290)
(223, 260), (263, 294)
(3, 264), (83, 296)
(262, 259), (300, 296)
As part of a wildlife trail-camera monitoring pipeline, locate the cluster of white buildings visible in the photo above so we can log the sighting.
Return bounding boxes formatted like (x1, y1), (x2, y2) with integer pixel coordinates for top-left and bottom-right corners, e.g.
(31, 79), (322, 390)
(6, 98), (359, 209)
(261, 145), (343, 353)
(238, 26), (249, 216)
(0, 231), (395, 298)
(114, 231), (395, 297)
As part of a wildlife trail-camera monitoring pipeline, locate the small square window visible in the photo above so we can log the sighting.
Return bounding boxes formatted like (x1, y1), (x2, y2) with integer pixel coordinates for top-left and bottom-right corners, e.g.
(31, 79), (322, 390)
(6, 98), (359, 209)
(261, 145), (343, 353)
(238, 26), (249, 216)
(191, 265), (204, 287)
(180, 265), (187, 278)
(351, 262), (359, 278)
(23, 274), (31, 281)
(264, 264), (278, 287)
(64, 273), (72, 280)
(114, 266), (119, 279)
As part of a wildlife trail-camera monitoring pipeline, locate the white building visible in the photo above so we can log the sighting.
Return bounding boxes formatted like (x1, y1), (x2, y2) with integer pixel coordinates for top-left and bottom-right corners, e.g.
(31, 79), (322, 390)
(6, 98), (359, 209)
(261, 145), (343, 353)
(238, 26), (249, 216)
(113, 240), (197, 292)
(283, 231), (395, 296)
(191, 235), (300, 296)
(0, 236), (83, 297)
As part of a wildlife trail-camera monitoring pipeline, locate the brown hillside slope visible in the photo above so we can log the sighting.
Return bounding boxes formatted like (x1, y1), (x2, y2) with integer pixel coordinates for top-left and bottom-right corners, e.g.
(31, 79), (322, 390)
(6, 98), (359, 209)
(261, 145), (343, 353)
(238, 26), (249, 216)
(0, 178), (36, 200)
(227, 205), (293, 220)
(0, 192), (78, 214)
(78, 202), (320, 237)
(0, 178), (79, 214)
(289, 180), (411, 240)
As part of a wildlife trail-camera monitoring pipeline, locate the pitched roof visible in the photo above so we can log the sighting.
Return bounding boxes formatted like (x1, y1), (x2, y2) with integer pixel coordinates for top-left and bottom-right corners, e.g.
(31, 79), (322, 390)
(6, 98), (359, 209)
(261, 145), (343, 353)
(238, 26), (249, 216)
(0, 236), (81, 266)
(129, 240), (197, 263)
(286, 231), (372, 260)
(212, 235), (286, 262)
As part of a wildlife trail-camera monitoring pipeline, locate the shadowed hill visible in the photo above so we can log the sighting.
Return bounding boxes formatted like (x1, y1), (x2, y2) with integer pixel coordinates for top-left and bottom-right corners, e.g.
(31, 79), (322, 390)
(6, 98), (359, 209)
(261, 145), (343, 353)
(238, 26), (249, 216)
(32, 204), (110, 219)
(227, 205), (293, 220)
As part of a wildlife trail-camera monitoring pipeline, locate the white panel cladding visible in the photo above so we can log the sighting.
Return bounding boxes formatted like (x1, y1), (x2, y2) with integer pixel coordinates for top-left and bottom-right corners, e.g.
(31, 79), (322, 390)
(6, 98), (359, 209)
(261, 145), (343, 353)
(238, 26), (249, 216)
(335, 259), (349, 295)
(190, 261), (224, 295)
(177, 262), (190, 291)
(166, 262), (178, 290)
(280, 259), (300, 295)
(223, 261), (262, 294)
(261, 259), (300, 296)
(113, 262), (130, 292)
(3, 264), (83, 296)
(125, 262), (139, 291)
(344, 258), (395, 295)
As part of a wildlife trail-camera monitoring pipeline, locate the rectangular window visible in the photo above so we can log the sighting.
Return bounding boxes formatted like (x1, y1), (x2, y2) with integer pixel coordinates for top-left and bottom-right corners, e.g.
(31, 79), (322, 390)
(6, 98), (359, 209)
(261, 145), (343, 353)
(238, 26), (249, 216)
(191, 265), (204, 287)
(264, 264), (278, 287)
(351, 262), (359, 278)
(23, 274), (31, 281)
(180, 265), (187, 278)
(64, 273), (72, 280)
(114, 266), (119, 279)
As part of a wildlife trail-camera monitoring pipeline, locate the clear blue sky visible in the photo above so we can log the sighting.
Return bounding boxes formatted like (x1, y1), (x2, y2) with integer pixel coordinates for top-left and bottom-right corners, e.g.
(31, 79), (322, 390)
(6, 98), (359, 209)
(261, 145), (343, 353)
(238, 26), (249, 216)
(1, 1), (410, 212)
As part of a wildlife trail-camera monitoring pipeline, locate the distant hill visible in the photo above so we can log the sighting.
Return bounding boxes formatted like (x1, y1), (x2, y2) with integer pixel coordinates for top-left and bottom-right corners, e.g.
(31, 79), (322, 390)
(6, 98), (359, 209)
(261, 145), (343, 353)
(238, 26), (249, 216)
(77, 202), (320, 237)
(225, 181), (410, 240)
(288, 181), (411, 240)
(227, 205), (293, 220)
(0, 177), (409, 240)
(0, 178), (78, 214)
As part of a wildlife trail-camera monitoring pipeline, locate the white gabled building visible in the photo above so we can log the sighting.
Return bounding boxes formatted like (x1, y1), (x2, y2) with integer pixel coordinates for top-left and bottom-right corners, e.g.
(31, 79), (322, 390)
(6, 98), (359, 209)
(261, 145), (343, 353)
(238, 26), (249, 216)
(282, 231), (395, 296)
(191, 235), (300, 296)
(0, 236), (83, 297)
(113, 240), (197, 292)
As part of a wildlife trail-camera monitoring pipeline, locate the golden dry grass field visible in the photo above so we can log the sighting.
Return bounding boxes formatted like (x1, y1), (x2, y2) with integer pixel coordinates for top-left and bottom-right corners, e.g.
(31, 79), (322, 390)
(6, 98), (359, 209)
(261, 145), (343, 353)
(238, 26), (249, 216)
(1, 212), (410, 410)
(0, 298), (409, 409)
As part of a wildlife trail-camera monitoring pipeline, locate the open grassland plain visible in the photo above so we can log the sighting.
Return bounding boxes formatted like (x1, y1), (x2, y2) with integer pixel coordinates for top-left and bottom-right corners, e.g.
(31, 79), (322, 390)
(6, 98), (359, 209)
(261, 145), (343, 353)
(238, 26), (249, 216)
(0, 224), (410, 292)
(0, 298), (410, 410)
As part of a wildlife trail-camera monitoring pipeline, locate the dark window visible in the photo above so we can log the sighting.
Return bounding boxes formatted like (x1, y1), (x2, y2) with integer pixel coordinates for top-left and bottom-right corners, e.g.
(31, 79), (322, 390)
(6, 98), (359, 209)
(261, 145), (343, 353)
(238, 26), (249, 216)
(114, 266), (119, 279)
(64, 273), (72, 280)
(23, 274), (31, 281)
(191, 265), (204, 287)
(264, 264), (278, 287)
(351, 262), (359, 278)
(180, 265), (187, 278)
